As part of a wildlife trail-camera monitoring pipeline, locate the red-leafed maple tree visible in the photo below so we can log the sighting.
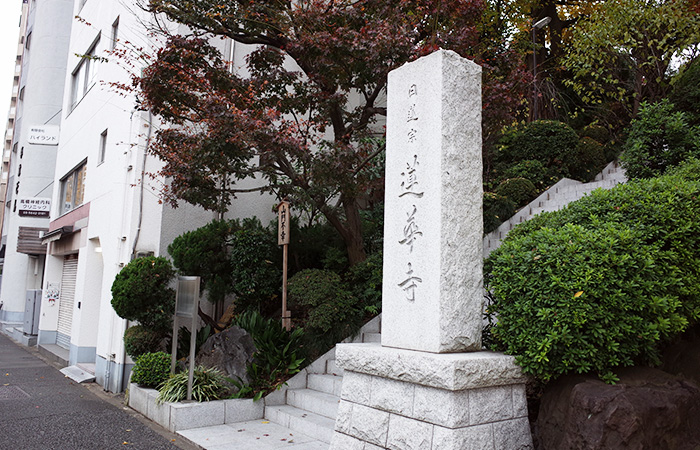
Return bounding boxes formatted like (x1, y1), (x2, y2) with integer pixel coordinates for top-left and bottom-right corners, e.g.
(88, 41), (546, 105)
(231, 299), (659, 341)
(136, 0), (527, 265)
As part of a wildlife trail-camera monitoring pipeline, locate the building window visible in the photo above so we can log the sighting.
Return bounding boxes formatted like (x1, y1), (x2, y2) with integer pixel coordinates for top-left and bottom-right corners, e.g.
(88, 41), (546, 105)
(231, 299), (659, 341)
(111, 17), (119, 50)
(98, 129), (107, 164)
(25, 32), (31, 50)
(60, 161), (87, 215)
(70, 38), (100, 109)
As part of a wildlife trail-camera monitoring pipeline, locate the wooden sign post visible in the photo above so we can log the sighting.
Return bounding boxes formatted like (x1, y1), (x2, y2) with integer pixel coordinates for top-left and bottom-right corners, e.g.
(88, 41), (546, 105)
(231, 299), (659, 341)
(278, 201), (291, 331)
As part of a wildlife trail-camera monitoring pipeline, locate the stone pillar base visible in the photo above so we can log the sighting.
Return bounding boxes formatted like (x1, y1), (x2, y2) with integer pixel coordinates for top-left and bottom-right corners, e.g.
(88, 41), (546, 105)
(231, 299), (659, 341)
(330, 344), (533, 450)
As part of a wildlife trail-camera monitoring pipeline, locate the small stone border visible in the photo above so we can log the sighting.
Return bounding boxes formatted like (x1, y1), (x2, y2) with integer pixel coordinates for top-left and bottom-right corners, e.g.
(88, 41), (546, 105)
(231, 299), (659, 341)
(128, 383), (264, 432)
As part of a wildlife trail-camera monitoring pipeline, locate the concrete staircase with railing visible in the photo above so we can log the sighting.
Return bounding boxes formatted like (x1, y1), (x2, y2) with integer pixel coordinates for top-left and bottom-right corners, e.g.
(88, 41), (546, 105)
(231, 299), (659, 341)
(483, 160), (627, 258)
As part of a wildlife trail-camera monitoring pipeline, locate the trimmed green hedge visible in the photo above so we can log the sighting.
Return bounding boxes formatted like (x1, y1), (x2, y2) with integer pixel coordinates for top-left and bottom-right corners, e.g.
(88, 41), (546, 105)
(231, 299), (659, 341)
(131, 351), (171, 388)
(111, 256), (175, 333)
(485, 163), (700, 383)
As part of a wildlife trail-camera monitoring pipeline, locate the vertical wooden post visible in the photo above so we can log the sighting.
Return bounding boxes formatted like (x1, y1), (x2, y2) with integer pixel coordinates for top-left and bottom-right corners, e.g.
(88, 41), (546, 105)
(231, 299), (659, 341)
(278, 201), (291, 331)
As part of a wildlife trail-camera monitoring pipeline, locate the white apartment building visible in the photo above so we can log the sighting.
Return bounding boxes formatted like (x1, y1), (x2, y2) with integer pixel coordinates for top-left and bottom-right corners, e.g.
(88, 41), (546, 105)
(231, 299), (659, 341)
(0, 0), (74, 343)
(28, 2), (274, 392)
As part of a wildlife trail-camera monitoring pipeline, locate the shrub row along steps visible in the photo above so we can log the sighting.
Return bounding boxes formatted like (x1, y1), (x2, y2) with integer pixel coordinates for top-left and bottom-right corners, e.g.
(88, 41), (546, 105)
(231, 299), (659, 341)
(168, 162), (627, 448)
(483, 160), (627, 258)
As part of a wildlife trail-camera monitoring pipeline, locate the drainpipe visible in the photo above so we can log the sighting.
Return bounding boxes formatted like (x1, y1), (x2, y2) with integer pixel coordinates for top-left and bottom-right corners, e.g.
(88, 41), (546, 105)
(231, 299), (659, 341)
(131, 111), (152, 256)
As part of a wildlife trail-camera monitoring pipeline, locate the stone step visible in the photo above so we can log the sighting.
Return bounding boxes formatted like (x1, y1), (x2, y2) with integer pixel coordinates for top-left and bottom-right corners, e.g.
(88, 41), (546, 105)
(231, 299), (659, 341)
(326, 359), (343, 376)
(362, 332), (381, 343)
(264, 404), (336, 444)
(308, 373), (344, 397)
(287, 388), (340, 419)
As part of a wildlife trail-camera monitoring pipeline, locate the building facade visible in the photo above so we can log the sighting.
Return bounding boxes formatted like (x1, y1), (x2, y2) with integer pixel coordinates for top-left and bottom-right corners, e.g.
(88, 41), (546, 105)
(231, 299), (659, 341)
(0, 0), (74, 342)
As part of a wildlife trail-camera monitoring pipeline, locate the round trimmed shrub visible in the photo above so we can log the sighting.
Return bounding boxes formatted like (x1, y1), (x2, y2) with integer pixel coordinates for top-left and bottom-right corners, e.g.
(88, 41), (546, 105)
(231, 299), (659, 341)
(620, 99), (700, 179)
(487, 165), (700, 383)
(111, 256), (175, 333)
(495, 120), (579, 175)
(131, 351), (171, 388)
(168, 219), (235, 304)
(288, 269), (363, 354)
(124, 325), (165, 359)
(483, 192), (516, 234)
(345, 251), (383, 314)
(495, 178), (538, 208)
(568, 137), (606, 182)
(579, 124), (610, 144)
(486, 222), (686, 384)
(498, 159), (555, 191)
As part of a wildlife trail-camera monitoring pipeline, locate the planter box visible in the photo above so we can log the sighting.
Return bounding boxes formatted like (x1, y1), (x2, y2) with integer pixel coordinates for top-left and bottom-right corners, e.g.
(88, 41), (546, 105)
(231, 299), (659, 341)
(128, 383), (264, 432)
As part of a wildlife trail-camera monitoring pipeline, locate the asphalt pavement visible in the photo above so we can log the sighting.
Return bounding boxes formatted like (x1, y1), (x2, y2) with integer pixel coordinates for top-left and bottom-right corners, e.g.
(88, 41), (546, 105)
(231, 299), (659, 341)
(0, 332), (199, 450)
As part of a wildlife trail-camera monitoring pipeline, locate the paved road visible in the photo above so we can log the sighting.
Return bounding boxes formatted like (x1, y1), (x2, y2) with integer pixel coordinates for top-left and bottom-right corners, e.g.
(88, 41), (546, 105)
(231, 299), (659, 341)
(0, 333), (199, 450)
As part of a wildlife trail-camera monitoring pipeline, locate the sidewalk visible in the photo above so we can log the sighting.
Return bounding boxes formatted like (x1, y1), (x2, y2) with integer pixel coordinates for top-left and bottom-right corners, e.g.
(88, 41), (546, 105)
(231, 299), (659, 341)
(0, 332), (197, 450)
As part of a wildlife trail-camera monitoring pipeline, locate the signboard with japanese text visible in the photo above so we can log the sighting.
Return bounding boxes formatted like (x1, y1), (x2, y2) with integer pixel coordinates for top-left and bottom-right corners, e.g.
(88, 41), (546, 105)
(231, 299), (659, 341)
(18, 197), (51, 217)
(28, 125), (59, 146)
(277, 201), (290, 245)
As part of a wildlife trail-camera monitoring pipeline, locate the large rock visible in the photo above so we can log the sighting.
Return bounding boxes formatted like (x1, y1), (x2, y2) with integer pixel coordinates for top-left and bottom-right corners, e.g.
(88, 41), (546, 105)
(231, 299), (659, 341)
(195, 326), (256, 387)
(537, 367), (700, 449)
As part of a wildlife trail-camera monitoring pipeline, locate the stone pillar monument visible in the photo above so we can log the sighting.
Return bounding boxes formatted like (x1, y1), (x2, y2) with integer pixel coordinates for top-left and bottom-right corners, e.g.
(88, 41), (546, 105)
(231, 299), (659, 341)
(330, 50), (533, 449)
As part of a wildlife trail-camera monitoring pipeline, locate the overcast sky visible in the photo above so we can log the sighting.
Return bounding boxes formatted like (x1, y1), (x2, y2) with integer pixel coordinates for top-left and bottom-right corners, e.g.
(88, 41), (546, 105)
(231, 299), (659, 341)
(0, 1), (24, 127)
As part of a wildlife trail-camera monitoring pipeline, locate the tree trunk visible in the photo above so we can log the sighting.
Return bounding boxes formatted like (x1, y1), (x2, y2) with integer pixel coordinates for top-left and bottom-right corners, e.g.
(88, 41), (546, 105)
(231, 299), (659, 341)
(342, 196), (367, 266)
(318, 194), (368, 267)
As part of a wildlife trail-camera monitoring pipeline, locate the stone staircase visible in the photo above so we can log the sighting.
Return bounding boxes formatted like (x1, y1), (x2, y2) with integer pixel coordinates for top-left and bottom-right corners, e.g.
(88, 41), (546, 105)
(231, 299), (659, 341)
(261, 316), (382, 445)
(483, 160), (627, 258)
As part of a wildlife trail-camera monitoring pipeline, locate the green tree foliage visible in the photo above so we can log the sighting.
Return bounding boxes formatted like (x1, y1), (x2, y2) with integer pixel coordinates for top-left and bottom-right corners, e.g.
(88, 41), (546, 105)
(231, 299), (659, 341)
(487, 164), (700, 383)
(564, 0), (700, 117)
(168, 220), (236, 304)
(288, 269), (365, 355)
(620, 100), (700, 179)
(134, 0), (529, 266)
(111, 256), (175, 333)
(168, 218), (281, 314)
(670, 58), (700, 127)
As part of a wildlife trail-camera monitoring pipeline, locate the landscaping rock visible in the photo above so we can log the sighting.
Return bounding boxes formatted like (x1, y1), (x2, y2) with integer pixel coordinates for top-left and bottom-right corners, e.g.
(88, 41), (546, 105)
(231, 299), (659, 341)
(662, 324), (700, 387)
(195, 326), (256, 388)
(536, 367), (700, 450)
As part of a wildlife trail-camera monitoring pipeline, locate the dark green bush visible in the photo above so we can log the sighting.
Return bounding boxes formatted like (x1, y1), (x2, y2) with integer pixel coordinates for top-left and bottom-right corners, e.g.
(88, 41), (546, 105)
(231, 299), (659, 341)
(131, 352), (171, 388)
(498, 159), (556, 191)
(157, 366), (228, 403)
(620, 99), (700, 179)
(494, 178), (538, 208)
(568, 137), (606, 182)
(288, 269), (364, 355)
(124, 325), (165, 359)
(483, 192), (516, 234)
(579, 124), (610, 144)
(168, 220), (235, 304)
(229, 223), (281, 314)
(345, 251), (383, 315)
(487, 166), (700, 383)
(495, 120), (579, 176)
(111, 256), (175, 333)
